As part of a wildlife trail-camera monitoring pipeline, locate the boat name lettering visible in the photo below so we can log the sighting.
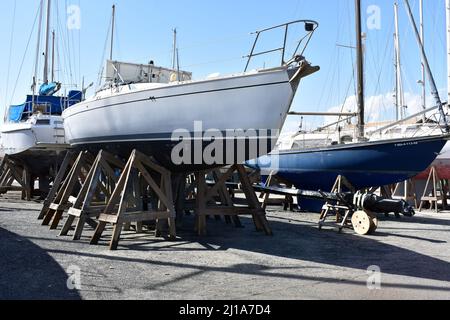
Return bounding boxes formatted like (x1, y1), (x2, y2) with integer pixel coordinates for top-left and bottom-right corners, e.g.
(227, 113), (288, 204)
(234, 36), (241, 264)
(395, 142), (419, 147)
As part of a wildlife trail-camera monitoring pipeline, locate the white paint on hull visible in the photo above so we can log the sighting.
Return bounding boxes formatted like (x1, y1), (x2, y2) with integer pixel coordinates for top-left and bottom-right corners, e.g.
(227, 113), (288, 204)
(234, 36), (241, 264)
(63, 67), (298, 147)
(1, 115), (68, 155)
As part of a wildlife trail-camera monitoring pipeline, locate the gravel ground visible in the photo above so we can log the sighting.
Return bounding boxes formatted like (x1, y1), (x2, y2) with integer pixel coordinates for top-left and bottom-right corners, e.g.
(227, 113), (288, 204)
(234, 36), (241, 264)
(0, 192), (450, 300)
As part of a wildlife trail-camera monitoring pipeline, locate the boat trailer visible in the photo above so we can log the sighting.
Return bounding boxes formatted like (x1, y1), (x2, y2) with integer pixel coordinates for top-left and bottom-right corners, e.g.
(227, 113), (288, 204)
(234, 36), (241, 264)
(253, 184), (415, 235)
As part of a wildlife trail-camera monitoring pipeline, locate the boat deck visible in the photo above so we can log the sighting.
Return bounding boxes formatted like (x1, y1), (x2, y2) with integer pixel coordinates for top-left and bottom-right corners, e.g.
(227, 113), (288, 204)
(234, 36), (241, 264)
(1, 192), (450, 300)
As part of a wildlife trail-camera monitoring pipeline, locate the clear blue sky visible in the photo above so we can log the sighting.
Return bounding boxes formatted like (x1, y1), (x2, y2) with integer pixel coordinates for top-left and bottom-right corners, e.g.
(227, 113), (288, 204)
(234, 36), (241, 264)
(0, 0), (448, 131)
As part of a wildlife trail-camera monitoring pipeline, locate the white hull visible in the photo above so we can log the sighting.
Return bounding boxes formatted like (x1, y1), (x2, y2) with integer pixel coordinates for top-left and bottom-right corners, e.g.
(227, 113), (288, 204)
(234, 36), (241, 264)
(1, 115), (68, 155)
(63, 66), (309, 170)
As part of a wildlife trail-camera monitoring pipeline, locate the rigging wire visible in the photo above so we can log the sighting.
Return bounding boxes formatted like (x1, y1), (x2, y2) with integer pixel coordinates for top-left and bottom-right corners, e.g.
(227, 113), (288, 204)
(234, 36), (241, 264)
(56, 0), (74, 87)
(78, 0), (82, 88)
(366, 17), (395, 122)
(4, 1), (17, 109)
(65, 0), (75, 86)
(96, 12), (113, 88)
(9, 6), (41, 106)
(65, 0), (79, 86)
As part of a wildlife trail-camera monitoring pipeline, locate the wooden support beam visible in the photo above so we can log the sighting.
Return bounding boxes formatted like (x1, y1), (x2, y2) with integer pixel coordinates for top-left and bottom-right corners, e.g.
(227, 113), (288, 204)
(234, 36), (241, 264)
(193, 165), (272, 236)
(89, 150), (177, 250)
(41, 151), (94, 228)
(318, 175), (355, 232)
(60, 150), (126, 240)
(0, 155), (32, 200)
(38, 151), (76, 220)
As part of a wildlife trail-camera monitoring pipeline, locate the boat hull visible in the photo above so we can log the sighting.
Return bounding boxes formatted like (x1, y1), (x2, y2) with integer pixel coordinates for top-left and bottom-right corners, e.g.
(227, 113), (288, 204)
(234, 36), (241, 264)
(3, 150), (68, 180)
(414, 141), (450, 180)
(1, 115), (67, 155)
(63, 67), (305, 172)
(1, 115), (69, 177)
(251, 135), (448, 211)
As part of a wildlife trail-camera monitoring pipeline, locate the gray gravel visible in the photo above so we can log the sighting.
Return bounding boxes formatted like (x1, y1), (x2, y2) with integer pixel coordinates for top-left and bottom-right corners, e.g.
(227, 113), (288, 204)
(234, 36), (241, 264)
(1, 192), (450, 300)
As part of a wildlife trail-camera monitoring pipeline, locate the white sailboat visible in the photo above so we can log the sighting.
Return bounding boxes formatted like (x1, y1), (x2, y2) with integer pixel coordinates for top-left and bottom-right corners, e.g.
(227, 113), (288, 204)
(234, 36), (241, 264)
(1, 0), (82, 183)
(63, 18), (320, 172)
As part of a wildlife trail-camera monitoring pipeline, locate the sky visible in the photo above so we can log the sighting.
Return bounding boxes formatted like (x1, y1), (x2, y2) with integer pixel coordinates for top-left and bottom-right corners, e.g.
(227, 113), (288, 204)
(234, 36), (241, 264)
(0, 0), (448, 133)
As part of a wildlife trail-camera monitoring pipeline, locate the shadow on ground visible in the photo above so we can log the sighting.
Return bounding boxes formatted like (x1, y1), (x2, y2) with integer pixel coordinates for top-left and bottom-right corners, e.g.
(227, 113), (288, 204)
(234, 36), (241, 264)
(0, 227), (81, 300)
(43, 213), (450, 293)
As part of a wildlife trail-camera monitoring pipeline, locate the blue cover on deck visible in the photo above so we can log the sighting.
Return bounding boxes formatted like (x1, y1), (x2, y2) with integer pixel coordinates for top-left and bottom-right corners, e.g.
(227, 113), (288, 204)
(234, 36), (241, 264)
(8, 104), (26, 122)
(68, 90), (82, 104)
(7, 92), (82, 122)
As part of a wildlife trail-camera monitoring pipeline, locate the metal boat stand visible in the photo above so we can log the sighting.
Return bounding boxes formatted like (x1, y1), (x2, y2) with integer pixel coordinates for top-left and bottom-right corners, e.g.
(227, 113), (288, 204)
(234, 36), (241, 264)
(419, 166), (447, 213)
(90, 150), (177, 250)
(190, 165), (273, 236)
(59, 150), (126, 240)
(40, 151), (95, 229)
(0, 155), (32, 201)
(318, 175), (378, 235)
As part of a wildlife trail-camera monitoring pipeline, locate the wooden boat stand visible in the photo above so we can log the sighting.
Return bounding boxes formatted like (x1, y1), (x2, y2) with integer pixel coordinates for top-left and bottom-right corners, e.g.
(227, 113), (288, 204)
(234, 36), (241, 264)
(392, 179), (418, 210)
(59, 150), (126, 240)
(317, 175), (378, 235)
(39, 151), (95, 229)
(259, 171), (295, 211)
(191, 165), (273, 236)
(90, 149), (177, 250)
(38, 150), (273, 249)
(318, 175), (356, 233)
(0, 155), (32, 201)
(419, 167), (447, 213)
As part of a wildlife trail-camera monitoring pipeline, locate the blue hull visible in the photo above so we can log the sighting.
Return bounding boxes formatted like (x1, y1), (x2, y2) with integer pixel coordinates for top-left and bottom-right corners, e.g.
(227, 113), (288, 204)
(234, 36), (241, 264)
(251, 135), (448, 211)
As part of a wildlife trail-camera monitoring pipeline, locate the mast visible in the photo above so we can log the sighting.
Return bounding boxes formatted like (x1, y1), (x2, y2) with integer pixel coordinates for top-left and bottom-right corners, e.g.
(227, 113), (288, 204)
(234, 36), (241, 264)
(43, 0), (51, 84)
(355, 0), (365, 140)
(447, 0), (450, 103)
(172, 28), (177, 70)
(33, 0), (44, 96)
(394, 2), (405, 120)
(420, 0), (426, 115)
(51, 30), (55, 83)
(404, 0), (450, 132)
(110, 4), (115, 61)
(176, 48), (181, 81)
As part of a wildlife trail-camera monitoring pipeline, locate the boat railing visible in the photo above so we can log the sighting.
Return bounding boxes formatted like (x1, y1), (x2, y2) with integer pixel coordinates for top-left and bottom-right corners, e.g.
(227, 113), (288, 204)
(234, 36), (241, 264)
(62, 98), (83, 111)
(368, 105), (448, 139)
(244, 20), (319, 72)
(18, 101), (54, 119)
(8, 97), (80, 123)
